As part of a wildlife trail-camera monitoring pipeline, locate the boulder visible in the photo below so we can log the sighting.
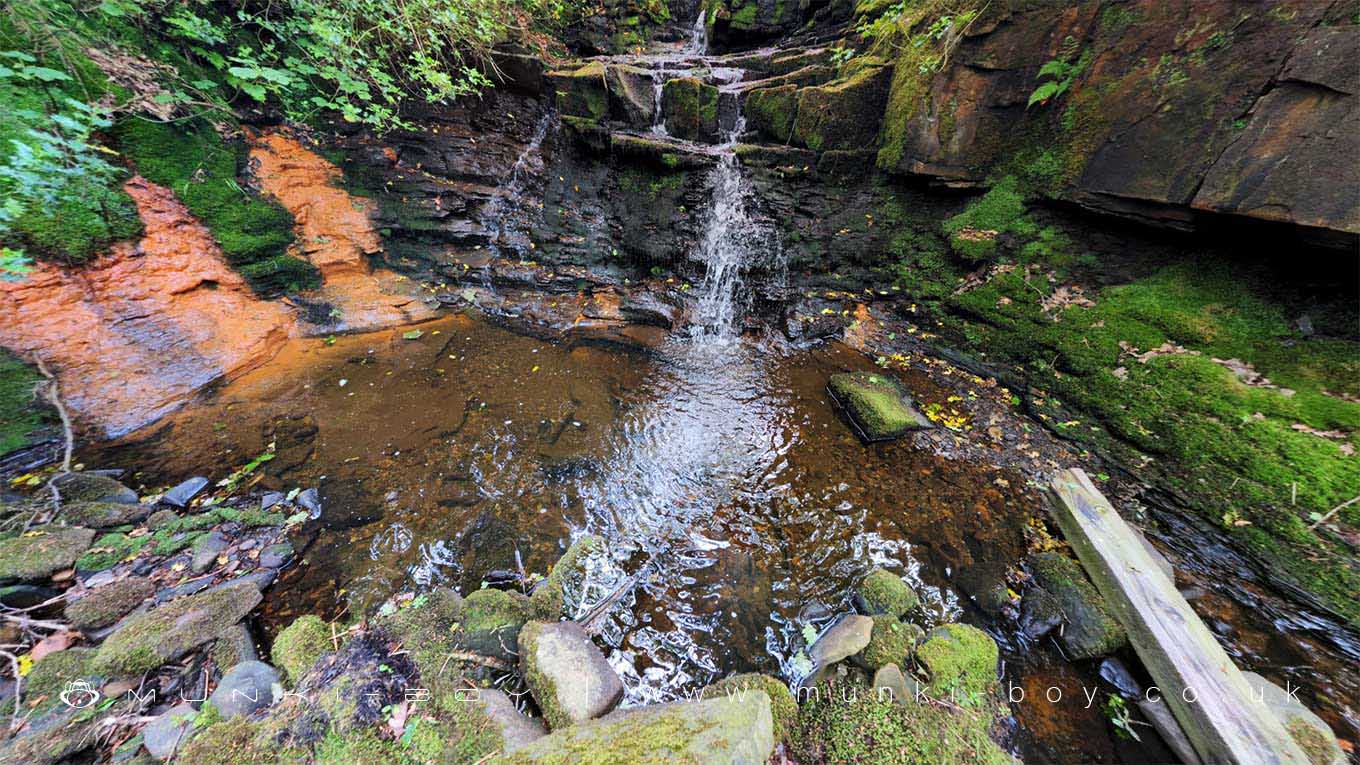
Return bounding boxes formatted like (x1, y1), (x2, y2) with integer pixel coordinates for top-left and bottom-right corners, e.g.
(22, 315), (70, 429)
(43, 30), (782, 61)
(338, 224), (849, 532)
(828, 372), (931, 441)
(211, 622), (259, 668)
(744, 84), (799, 143)
(859, 615), (920, 671)
(207, 660), (280, 718)
(93, 580), (262, 676)
(258, 542), (293, 569)
(59, 501), (151, 528)
(1241, 672), (1346, 765)
(791, 61), (893, 152)
(916, 623), (998, 697)
(518, 620), (624, 728)
(501, 694), (774, 765)
(528, 534), (602, 620)
(160, 477), (209, 508)
(548, 61), (609, 123)
(53, 473), (138, 504)
(1028, 552), (1128, 660)
(458, 588), (530, 663)
(65, 577), (154, 630)
(871, 662), (922, 705)
(271, 614), (332, 684)
(606, 64), (657, 127)
(478, 688), (549, 753)
(0, 526), (95, 582)
(854, 568), (919, 617)
(1018, 585), (1065, 639)
(190, 531), (230, 574)
(141, 702), (197, 760)
(700, 673), (797, 746)
(662, 77), (720, 142)
(810, 614), (873, 668)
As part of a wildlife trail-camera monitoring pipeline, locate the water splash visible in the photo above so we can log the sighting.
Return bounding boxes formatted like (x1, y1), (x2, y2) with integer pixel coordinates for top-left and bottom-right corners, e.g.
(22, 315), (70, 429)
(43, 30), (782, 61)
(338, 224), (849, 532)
(486, 111), (554, 256)
(685, 13), (707, 55)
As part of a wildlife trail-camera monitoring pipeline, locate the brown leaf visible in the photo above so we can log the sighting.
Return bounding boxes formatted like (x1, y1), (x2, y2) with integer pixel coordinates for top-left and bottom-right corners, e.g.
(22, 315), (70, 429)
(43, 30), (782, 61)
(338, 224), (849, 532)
(31, 631), (76, 662)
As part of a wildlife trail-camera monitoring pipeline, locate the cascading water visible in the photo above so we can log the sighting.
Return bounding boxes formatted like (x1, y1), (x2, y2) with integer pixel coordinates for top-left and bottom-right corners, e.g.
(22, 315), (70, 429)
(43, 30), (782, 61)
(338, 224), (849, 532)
(485, 112), (553, 256)
(685, 13), (706, 55)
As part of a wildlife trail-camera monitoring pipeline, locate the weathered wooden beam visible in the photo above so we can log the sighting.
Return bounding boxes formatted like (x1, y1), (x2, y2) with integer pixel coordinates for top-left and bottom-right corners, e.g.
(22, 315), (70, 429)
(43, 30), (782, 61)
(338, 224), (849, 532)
(1048, 468), (1309, 765)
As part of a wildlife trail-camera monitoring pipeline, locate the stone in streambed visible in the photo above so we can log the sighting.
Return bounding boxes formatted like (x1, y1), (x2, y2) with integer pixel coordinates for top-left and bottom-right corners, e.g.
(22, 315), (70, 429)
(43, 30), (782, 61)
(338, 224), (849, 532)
(605, 64), (656, 127)
(872, 662), (922, 705)
(53, 473), (138, 504)
(810, 614), (874, 668)
(65, 576), (154, 630)
(191, 531), (230, 574)
(1027, 552), (1128, 660)
(160, 477), (208, 508)
(258, 542), (293, 569)
(59, 501), (151, 528)
(93, 580), (261, 677)
(501, 693), (774, 765)
(916, 623), (999, 697)
(142, 702), (197, 760)
(855, 568), (919, 617)
(700, 673), (798, 746)
(519, 620), (623, 729)
(479, 688), (549, 753)
(458, 587), (530, 663)
(0, 526), (95, 582)
(271, 614), (332, 684)
(828, 372), (931, 442)
(207, 660), (280, 718)
(211, 622), (259, 668)
(528, 534), (602, 620)
(859, 615), (921, 672)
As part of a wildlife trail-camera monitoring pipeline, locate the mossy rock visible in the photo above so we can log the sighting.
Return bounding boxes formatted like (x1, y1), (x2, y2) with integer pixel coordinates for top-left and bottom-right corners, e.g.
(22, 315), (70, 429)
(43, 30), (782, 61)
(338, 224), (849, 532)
(700, 673), (798, 747)
(57, 500), (151, 529)
(662, 77), (720, 142)
(75, 531), (149, 573)
(457, 588), (530, 663)
(791, 63), (893, 153)
(549, 61), (609, 123)
(828, 372), (931, 441)
(855, 568), (920, 617)
(0, 350), (51, 455)
(1028, 552), (1128, 660)
(175, 716), (299, 765)
(745, 84), (799, 143)
(860, 615), (920, 672)
(915, 623), (999, 698)
(22, 647), (101, 711)
(271, 615), (333, 685)
(0, 526), (95, 582)
(529, 534), (602, 620)
(794, 673), (1009, 765)
(502, 693), (774, 765)
(93, 581), (262, 677)
(52, 473), (138, 504)
(64, 577), (154, 630)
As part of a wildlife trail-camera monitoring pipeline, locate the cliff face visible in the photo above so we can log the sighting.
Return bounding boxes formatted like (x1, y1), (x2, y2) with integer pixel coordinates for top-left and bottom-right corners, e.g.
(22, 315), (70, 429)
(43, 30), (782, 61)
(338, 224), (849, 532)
(730, 0), (1360, 241)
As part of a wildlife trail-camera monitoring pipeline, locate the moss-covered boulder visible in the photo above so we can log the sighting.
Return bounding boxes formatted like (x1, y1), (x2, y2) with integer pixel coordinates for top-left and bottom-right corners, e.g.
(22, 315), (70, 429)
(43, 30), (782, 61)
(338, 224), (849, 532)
(1028, 552), (1128, 660)
(457, 587), (531, 663)
(915, 623), (998, 698)
(502, 693), (774, 765)
(519, 620), (624, 729)
(0, 526), (95, 582)
(828, 372), (931, 441)
(549, 61), (609, 123)
(52, 473), (139, 504)
(700, 673), (798, 747)
(855, 568), (919, 618)
(794, 673), (1009, 765)
(662, 77), (720, 142)
(744, 84), (799, 143)
(64, 576), (153, 630)
(22, 647), (101, 710)
(74, 531), (148, 573)
(860, 615), (920, 672)
(529, 534), (602, 620)
(93, 581), (262, 677)
(271, 614), (333, 685)
(606, 64), (657, 127)
(791, 62), (893, 152)
(56, 500), (151, 529)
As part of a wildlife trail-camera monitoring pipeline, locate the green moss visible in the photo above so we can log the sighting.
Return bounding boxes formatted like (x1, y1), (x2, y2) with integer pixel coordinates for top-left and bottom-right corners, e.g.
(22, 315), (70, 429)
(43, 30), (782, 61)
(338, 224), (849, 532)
(914, 623), (998, 698)
(0, 350), (48, 455)
(795, 673), (1009, 765)
(857, 569), (919, 617)
(1285, 718), (1339, 765)
(551, 61), (608, 122)
(75, 531), (147, 572)
(861, 615), (917, 671)
(271, 614), (334, 684)
(113, 120), (313, 296)
(700, 673), (798, 747)
(661, 77), (719, 142)
(529, 534), (602, 620)
(0, 525), (95, 580)
(828, 371), (931, 440)
(792, 63), (891, 153)
(942, 176), (1071, 264)
(728, 0), (761, 30)
(1027, 552), (1127, 659)
(457, 588), (530, 661)
(177, 717), (288, 765)
(92, 580), (261, 676)
(746, 85), (799, 143)
(22, 648), (100, 713)
(65, 577), (153, 630)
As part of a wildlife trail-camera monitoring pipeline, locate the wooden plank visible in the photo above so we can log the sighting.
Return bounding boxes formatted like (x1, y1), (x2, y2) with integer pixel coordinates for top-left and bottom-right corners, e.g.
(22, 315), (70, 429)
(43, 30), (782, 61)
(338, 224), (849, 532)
(1049, 468), (1308, 765)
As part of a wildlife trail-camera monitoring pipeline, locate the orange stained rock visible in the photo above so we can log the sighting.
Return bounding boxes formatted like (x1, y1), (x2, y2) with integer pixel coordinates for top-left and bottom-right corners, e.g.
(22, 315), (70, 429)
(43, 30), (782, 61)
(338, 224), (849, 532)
(0, 177), (295, 438)
(249, 131), (438, 333)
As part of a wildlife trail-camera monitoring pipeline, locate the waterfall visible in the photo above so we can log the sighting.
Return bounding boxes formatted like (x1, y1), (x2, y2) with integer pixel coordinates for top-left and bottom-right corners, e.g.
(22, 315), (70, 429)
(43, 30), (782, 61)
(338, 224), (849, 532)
(685, 13), (707, 55)
(486, 112), (553, 255)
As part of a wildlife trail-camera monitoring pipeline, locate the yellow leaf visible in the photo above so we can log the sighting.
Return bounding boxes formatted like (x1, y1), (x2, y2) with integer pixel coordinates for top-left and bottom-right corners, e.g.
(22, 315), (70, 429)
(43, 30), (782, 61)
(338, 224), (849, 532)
(17, 654), (32, 676)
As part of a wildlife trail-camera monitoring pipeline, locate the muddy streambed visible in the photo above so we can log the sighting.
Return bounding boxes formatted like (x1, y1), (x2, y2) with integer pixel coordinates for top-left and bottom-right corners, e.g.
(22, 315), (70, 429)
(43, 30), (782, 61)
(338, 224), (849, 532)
(86, 310), (1346, 763)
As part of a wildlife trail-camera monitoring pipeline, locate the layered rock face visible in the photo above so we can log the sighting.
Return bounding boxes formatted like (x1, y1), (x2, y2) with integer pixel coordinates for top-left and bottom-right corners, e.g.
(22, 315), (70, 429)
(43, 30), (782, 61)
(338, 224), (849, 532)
(0, 178), (294, 438)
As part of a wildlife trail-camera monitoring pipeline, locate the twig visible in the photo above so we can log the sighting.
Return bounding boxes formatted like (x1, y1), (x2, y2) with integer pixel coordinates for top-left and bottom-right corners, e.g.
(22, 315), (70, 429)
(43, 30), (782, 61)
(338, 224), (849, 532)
(0, 612), (68, 632)
(29, 355), (75, 529)
(1, 649), (21, 730)
(1309, 494), (1360, 530)
(438, 650), (515, 674)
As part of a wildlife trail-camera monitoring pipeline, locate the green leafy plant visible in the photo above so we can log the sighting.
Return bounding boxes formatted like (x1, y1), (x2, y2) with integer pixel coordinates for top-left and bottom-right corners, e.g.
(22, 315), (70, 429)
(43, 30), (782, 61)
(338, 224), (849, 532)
(1104, 695), (1142, 741)
(1028, 46), (1091, 108)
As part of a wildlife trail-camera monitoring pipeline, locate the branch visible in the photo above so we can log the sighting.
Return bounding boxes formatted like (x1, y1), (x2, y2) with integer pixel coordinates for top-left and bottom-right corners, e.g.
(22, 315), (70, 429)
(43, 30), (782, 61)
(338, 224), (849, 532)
(1309, 494), (1360, 531)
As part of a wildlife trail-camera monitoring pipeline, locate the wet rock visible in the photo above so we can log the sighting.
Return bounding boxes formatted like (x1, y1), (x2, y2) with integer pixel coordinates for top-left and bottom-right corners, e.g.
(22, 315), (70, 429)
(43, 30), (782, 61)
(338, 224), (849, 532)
(791, 61), (892, 152)
(810, 614), (873, 669)
(916, 623), (999, 697)
(662, 76), (720, 142)
(191, 531), (230, 574)
(479, 687), (549, 753)
(54, 473), (139, 504)
(828, 371), (932, 441)
(231, 569), (278, 592)
(1138, 697), (1203, 765)
(258, 542), (294, 569)
(1019, 586), (1065, 639)
(699, 673), (798, 746)
(0, 583), (59, 609)
(619, 292), (680, 329)
(1028, 552), (1128, 660)
(1241, 672), (1346, 765)
(142, 702), (197, 760)
(59, 500), (152, 528)
(859, 615), (921, 671)
(145, 509), (178, 530)
(502, 693), (774, 765)
(519, 620), (623, 729)
(0, 526), (95, 582)
(65, 577), (154, 630)
(854, 568), (919, 617)
(548, 61), (608, 122)
(605, 64), (656, 127)
(872, 662), (922, 706)
(93, 580), (262, 676)
(528, 534), (602, 620)
(207, 660), (280, 718)
(259, 492), (284, 510)
(745, 84), (798, 143)
(161, 477), (209, 508)
(296, 487), (322, 517)
(211, 622), (259, 668)
(154, 576), (212, 604)
(1098, 657), (1141, 698)
(458, 588), (531, 663)
(271, 614), (333, 684)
